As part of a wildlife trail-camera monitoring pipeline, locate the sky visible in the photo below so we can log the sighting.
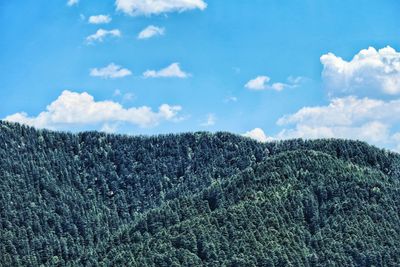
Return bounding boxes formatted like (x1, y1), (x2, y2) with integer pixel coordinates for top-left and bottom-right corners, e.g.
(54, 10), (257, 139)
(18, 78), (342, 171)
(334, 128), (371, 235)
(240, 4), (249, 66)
(1, 0), (400, 150)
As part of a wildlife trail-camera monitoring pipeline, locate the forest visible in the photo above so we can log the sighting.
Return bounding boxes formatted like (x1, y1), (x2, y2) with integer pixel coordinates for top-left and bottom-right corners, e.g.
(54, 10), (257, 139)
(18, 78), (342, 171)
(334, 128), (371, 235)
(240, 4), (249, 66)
(1, 120), (400, 266)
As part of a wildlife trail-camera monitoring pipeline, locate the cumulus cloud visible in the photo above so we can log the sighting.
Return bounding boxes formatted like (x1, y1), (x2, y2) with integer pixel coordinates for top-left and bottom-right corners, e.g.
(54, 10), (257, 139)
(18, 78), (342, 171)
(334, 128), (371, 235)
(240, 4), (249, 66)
(4, 91), (183, 130)
(245, 76), (270, 90)
(67, 0), (79, 6)
(200, 114), (216, 127)
(86, 29), (121, 43)
(243, 128), (273, 142)
(88, 15), (112, 24)
(115, 0), (207, 16)
(266, 45), (400, 151)
(245, 75), (302, 91)
(321, 46), (400, 96)
(143, 63), (189, 78)
(90, 63), (132, 79)
(138, 25), (165, 39)
(275, 96), (400, 149)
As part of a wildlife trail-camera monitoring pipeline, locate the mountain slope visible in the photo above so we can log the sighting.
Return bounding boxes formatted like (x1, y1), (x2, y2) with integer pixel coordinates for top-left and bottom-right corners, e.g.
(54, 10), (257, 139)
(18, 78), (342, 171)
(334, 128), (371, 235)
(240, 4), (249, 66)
(1, 121), (400, 266)
(103, 150), (400, 266)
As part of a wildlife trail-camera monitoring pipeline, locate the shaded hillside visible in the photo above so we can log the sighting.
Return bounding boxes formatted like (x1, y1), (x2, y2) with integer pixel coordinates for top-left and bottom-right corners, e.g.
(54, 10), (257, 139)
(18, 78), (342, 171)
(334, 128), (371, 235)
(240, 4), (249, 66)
(0, 121), (400, 266)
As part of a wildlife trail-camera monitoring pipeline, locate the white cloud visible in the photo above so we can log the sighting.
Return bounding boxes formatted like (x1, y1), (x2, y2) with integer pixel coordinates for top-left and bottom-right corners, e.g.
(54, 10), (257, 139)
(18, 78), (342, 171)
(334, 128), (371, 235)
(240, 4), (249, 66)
(266, 46), (400, 151)
(115, 0), (207, 16)
(321, 46), (400, 96)
(113, 90), (135, 101)
(245, 76), (270, 90)
(138, 25), (165, 39)
(4, 90), (183, 130)
(275, 96), (400, 149)
(67, 0), (79, 6)
(245, 75), (302, 91)
(200, 114), (216, 127)
(277, 96), (400, 127)
(89, 15), (112, 24)
(86, 29), (121, 43)
(123, 93), (135, 101)
(243, 128), (273, 142)
(143, 63), (189, 78)
(101, 123), (119, 133)
(90, 63), (132, 79)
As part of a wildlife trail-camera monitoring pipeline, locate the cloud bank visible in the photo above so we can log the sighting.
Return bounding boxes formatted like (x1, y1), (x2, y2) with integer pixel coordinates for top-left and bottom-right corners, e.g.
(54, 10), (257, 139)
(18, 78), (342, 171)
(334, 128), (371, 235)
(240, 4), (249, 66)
(261, 46), (400, 151)
(5, 91), (183, 130)
(276, 96), (400, 150)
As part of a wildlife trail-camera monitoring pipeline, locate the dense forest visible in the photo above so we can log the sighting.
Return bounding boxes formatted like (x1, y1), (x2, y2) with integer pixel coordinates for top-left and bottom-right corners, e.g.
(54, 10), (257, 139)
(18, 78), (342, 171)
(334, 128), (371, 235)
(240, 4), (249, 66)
(1, 120), (400, 266)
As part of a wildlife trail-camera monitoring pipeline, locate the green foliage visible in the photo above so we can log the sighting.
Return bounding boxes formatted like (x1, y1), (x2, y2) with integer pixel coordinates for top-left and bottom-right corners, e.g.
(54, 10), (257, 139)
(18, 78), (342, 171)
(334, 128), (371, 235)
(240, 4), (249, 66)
(1, 121), (400, 266)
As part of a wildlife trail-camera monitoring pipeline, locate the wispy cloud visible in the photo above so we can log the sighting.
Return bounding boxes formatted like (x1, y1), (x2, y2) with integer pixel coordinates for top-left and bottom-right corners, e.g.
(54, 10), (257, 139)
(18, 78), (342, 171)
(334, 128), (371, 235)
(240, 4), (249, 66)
(86, 29), (121, 43)
(245, 75), (303, 91)
(123, 93), (135, 101)
(143, 63), (189, 78)
(114, 90), (135, 102)
(138, 25), (165, 39)
(90, 63), (132, 79)
(115, 0), (207, 16)
(224, 96), (238, 103)
(200, 113), (216, 127)
(113, 89), (122, 96)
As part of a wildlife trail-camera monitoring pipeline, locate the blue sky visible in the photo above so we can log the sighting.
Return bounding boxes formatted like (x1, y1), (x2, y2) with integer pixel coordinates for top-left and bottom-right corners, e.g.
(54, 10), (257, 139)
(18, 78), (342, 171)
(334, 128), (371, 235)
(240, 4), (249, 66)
(1, 0), (400, 150)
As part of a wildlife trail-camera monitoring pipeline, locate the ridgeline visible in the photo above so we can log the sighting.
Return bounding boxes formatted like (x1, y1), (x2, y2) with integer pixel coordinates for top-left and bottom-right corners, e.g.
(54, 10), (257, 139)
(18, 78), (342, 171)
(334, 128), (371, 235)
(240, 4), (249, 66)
(1, 121), (400, 266)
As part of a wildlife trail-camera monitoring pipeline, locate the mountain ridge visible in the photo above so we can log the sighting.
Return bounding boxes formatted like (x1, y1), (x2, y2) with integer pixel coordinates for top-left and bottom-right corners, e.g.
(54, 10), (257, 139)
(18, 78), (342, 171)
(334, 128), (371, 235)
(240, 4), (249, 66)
(1, 120), (400, 266)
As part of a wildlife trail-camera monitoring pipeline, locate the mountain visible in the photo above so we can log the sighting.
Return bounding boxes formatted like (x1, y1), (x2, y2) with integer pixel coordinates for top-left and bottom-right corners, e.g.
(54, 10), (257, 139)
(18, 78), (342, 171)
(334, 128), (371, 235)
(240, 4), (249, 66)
(1, 120), (400, 266)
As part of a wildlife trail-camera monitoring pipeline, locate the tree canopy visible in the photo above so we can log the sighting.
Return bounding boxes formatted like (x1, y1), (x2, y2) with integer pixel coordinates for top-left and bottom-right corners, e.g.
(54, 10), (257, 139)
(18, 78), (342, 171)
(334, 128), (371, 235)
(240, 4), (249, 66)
(1, 121), (400, 266)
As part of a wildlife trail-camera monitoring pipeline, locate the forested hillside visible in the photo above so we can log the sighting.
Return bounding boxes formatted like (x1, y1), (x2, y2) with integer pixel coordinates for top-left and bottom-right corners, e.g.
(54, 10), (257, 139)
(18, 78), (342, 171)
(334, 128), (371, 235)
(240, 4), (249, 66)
(1, 121), (400, 266)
